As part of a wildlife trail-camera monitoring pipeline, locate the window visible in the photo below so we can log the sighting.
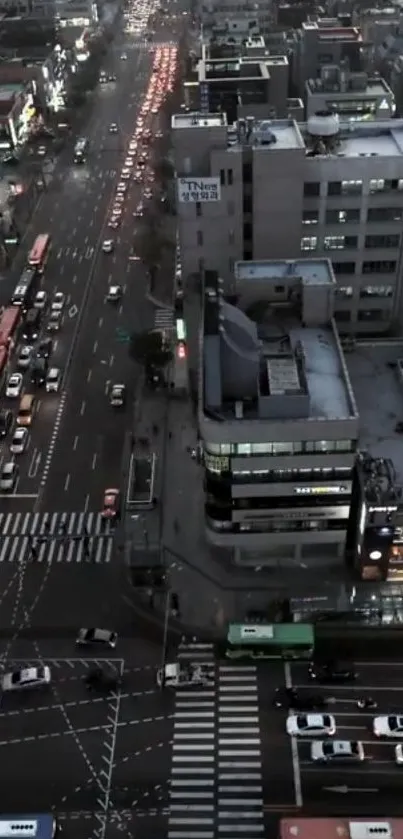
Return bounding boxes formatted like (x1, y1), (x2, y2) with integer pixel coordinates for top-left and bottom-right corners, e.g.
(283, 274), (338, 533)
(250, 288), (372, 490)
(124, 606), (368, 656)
(363, 260), (396, 274)
(304, 182), (320, 197)
(227, 168), (233, 186)
(243, 222), (252, 240)
(301, 236), (317, 251)
(227, 199), (235, 216)
(365, 234), (400, 249)
(333, 262), (356, 275)
(243, 162), (252, 183)
(328, 181), (341, 196)
(196, 202), (202, 217)
(272, 442), (294, 454)
(228, 229), (235, 245)
(336, 286), (353, 298)
(360, 285), (393, 298)
(197, 230), (203, 246)
(326, 209), (360, 224)
(324, 235), (357, 250)
(358, 309), (386, 322)
(220, 168), (225, 186)
(243, 195), (252, 213)
(335, 310), (351, 322)
(274, 285), (285, 293)
(367, 207), (403, 223)
(369, 178), (385, 193)
(302, 210), (319, 225)
(318, 52), (332, 63)
(341, 180), (362, 195)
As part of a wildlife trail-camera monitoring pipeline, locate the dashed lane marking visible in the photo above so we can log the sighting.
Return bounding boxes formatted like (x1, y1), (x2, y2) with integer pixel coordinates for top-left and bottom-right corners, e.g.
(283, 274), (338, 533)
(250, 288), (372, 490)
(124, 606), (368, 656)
(0, 714), (173, 746)
(0, 688), (160, 717)
(40, 392), (67, 487)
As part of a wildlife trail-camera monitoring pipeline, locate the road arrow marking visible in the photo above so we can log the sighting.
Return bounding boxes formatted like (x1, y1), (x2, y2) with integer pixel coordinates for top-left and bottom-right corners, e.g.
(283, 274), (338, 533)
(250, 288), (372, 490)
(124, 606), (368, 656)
(68, 304), (78, 318)
(323, 786), (379, 794)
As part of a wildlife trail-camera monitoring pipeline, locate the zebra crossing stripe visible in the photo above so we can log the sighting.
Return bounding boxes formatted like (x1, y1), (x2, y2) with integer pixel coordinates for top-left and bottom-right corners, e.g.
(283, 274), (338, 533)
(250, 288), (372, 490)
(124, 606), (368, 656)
(0, 512), (114, 564)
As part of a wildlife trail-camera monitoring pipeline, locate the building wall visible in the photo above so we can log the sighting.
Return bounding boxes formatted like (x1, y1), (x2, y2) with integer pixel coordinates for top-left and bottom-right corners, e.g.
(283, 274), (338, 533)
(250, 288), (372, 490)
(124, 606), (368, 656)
(173, 118), (403, 334)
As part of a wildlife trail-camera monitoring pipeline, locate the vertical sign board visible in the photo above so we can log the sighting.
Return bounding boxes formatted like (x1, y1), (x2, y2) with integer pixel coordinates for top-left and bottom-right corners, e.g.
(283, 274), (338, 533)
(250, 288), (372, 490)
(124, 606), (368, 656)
(177, 177), (221, 203)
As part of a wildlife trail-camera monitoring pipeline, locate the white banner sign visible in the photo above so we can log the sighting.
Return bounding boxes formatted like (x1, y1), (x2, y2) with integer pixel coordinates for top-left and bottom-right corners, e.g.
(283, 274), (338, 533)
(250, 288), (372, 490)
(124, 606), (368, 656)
(177, 177), (221, 203)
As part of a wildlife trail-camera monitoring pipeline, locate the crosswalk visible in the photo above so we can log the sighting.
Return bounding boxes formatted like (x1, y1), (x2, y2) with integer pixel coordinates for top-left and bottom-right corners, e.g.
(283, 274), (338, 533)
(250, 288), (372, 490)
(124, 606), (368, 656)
(0, 512), (114, 564)
(154, 307), (174, 331)
(168, 641), (264, 839)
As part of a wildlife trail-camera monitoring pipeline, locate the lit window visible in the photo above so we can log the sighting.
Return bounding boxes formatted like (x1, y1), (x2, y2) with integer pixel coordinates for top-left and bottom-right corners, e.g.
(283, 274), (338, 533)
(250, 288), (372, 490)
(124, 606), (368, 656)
(341, 180), (362, 195)
(301, 236), (317, 251)
(336, 286), (353, 298)
(369, 178), (385, 193)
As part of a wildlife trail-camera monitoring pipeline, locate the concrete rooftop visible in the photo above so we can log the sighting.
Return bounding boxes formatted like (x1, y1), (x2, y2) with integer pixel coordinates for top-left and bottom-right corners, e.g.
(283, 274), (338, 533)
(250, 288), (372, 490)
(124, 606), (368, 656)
(346, 342), (403, 486)
(235, 259), (334, 286)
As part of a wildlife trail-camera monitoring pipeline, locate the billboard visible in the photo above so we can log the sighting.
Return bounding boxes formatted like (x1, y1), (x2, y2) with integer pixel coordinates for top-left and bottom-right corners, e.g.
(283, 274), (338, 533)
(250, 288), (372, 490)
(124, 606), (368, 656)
(177, 177), (221, 203)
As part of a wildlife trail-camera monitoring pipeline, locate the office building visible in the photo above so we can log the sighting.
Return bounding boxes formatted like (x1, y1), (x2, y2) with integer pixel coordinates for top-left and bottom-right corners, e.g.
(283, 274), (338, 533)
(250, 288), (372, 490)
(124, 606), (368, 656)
(0, 0), (98, 24)
(291, 18), (363, 98)
(305, 67), (395, 120)
(199, 259), (358, 566)
(200, 0), (274, 40)
(172, 112), (403, 337)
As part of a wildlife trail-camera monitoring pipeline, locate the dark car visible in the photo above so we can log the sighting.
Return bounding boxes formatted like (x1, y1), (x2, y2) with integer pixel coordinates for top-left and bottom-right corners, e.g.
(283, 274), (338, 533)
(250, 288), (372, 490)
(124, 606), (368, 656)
(0, 409), (12, 438)
(36, 338), (53, 359)
(309, 662), (358, 684)
(84, 668), (121, 693)
(273, 687), (328, 711)
(30, 358), (48, 386)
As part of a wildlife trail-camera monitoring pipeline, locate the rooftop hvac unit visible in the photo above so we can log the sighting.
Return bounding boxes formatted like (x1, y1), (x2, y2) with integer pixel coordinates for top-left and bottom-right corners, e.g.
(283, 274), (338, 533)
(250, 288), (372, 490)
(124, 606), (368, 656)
(307, 110), (340, 137)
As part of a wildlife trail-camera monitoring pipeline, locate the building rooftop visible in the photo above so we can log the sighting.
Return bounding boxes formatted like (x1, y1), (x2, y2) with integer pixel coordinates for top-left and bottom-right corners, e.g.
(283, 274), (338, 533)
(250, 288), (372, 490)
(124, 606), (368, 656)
(306, 75), (392, 97)
(281, 819), (403, 839)
(202, 59), (266, 80)
(346, 341), (403, 487)
(172, 112), (227, 129)
(202, 262), (356, 424)
(228, 118), (305, 150)
(235, 258), (334, 286)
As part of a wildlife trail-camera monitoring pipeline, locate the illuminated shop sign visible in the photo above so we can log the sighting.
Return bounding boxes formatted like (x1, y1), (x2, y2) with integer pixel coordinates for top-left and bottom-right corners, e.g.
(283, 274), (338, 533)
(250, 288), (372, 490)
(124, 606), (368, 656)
(368, 506), (397, 513)
(294, 485), (349, 495)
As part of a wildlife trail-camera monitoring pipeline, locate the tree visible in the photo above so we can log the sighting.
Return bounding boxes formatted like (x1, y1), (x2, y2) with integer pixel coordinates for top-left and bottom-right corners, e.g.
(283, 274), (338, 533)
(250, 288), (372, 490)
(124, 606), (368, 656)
(134, 212), (174, 291)
(129, 329), (172, 373)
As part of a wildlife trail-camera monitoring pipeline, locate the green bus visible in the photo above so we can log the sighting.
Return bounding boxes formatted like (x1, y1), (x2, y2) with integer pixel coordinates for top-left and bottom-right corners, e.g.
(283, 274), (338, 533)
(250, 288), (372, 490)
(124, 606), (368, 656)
(225, 623), (315, 661)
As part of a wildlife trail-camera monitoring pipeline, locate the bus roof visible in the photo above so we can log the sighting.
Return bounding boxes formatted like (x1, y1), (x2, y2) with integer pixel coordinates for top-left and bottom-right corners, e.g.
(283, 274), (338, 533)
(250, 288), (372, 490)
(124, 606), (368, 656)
(0, 307), (20, 346)
(0, 815), (55, 839)
(28, 234), (49, 263)
(227, 623), (314, 646)
(281, 818), (402, 839)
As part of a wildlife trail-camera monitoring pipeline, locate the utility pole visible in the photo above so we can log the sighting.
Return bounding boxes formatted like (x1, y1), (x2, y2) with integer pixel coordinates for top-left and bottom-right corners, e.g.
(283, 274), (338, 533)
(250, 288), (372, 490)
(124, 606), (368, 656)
(159, 588), (171, 691)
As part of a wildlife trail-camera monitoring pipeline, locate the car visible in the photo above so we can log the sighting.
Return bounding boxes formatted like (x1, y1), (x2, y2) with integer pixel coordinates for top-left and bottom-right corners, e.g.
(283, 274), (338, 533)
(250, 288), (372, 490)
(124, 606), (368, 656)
(1, 666), (51, 693)
(121, 52), (127, 59)
(33, 290), (47, 309)
(311, 740), (365, 763)
(286, 713), (336, 737)
(0, 409), (12, 438)
(108, 218), (120, 228)
(76, 628), (118, 648)
(52, 292), (65, 312)
(37, 338), (53, 359)
(133, 173), (142, 183)
(111, 207), (122, 218)
(308, 663), (358, 684)
(124, 158), (134, 167)
(84, 668), (121, 692)
(106, 285), (122, 302)
(102, 239), (114, 253)
(17, 345), (33, 370)
(47, 311), (62, 332)
(373, 715), (403, 738)
(30, 358), (47, 386)
(0, 461), (18, 492)
(10, 427), (28, 455)
(157, 662), (212, 688)
(129, 142), (137, 152)
(144, 188), (153, 200)
(101, 487), (120, 519)
(120, 170), (131, 180)
(6, 373), (23, 398)
(46, 367), (61, 393)
(273, 688), (328, 711)
(133, 203), (144, 217)
(114, 195), (125, 205)
(396, 744), (403, 764)
(110, 383), (126, 408)
(116, 182), (128, 193)
(109, 123), (118, 133)
(108, 75), (116, 82)
(37, 145), (47, 156)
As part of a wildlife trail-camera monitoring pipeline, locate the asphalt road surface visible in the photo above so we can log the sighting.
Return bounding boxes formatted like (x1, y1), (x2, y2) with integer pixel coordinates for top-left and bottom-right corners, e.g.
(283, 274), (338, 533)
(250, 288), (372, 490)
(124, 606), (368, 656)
(0, 2), (189, 837)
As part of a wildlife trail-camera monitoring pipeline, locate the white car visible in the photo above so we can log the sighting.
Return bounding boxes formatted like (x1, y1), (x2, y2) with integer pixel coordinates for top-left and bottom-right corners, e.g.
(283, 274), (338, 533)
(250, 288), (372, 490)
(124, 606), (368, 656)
(47, 311), (62, 332)
(33, 290), (47, 309)
(144, 188), (152, 200)
(116, 182), (128, 193)
(373, 715), (403, 738)
(52, 292), (65, 312)
(106, 285), (122, 302)
(0, 461), (18, 491)
(114, 195), (125, 205)
(129, 142), (137, 152)
(17, 345), (33, 370)
(286, 713), (336, 737)
(1, 666), (51, 693)
(124, 157), (134, 167)
(396, 744), (403, 764)
(10, 427), (28, 455)
(6, 373), (23, 398)
(156, 662), (212, 688)
(46, 368), (61, 393)
(311, 740), (365, 763)
(102, 240), (114, 253)
(120, 171), (130, 180)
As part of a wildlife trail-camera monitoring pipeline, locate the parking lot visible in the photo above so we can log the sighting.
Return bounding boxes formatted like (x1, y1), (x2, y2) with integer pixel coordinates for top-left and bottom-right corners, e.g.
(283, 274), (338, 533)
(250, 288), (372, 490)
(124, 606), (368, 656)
(285, 659), (403, 814)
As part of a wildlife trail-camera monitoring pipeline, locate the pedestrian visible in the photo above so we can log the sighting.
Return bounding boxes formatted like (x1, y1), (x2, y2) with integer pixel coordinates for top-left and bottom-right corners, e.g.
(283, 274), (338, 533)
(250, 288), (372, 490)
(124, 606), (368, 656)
(31, 545), (38, 562)
(147, 588), (155, 610)
(168, 431), (173, 440)
(171, 592), (180, 618)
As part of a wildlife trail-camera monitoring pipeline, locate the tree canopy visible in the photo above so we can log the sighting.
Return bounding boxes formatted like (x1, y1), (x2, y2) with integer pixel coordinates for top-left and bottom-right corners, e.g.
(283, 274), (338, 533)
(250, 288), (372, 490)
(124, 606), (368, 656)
(129, 329), (173, 371)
